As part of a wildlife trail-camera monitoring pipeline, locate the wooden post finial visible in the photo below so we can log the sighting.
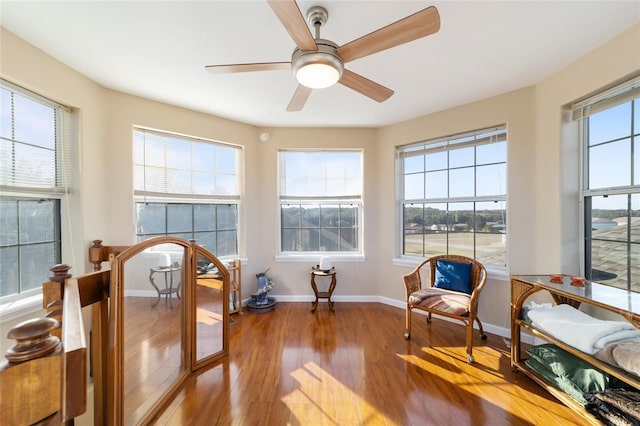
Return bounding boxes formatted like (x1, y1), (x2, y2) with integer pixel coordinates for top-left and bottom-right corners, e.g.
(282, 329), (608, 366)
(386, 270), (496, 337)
(89, 240), (107, 271)
(49, 264), (72, 283)
(5, 317), (60, 363)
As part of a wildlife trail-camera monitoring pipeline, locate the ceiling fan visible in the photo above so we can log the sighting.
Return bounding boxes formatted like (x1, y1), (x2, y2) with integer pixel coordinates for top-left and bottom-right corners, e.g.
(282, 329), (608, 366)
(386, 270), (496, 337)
(205, 0), (440, 111)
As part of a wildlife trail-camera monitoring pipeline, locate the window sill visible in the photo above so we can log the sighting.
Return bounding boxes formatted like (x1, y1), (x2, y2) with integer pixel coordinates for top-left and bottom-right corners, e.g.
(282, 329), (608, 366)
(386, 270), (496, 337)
(276, 254), (366, 263)
(0, 294), (45, 324)
(392, 257), (510, 282)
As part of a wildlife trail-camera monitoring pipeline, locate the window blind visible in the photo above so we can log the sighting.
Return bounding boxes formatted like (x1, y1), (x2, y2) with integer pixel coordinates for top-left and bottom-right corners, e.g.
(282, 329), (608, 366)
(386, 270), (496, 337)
(398, 126), (506, 158)
(0, 79), (72, 193)
(571, 75), (640, 120)
(279, 150), (363, 199)
(133, 128), (241, 200)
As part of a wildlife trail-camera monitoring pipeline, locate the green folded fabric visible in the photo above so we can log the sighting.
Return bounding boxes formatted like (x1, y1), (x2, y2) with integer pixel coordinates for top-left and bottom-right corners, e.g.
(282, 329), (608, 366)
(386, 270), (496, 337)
(526, 344), (617, 393)
(524, 358), (587, 404)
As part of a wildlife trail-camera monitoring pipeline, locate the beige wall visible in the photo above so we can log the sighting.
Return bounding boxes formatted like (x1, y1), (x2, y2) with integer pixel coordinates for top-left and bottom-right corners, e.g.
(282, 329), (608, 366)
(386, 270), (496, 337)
(376, 85), (537, 330)
(245, 127), (378, 298)
(104, 90), (258, 245)
(0, 28), (110, 273)
(1, 24), (639, 340)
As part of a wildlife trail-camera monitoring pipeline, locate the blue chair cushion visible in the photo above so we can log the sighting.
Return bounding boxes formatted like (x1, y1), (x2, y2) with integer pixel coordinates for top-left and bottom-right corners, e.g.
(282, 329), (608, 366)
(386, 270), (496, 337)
(434, 259), (472, 294)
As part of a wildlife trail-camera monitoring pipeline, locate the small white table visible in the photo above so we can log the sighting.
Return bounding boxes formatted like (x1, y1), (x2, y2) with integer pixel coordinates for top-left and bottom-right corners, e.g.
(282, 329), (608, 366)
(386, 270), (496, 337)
(149, 265), (181, 307)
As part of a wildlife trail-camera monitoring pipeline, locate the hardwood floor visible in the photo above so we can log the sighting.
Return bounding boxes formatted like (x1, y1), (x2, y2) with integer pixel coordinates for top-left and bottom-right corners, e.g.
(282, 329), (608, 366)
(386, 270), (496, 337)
(122, 287), (225, 424)
(123, 296), (184, 424)
(151, 302), (588, 426)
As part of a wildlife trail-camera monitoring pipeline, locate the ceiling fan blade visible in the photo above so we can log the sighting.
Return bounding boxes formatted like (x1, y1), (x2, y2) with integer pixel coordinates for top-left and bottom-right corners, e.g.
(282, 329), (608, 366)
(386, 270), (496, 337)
(339, 69), (394, 103)
(337, 6), (440, 63)
(267, 0), (317, 51)
(205, 62), (291, 74)
(286, 84), (312, 111)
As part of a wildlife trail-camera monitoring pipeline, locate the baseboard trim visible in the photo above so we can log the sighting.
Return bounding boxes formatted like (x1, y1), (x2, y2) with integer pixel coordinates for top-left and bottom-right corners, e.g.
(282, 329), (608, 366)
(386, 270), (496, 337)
(257, 294), (535, 344)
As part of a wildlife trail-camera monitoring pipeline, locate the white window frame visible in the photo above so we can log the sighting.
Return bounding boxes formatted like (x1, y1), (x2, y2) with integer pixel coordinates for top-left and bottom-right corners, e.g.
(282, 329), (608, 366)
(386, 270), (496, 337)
(276, 149), (365, 262)
(574, 76), (640, 291)
(133, 127), (243, 258)
(396, 125), (507, 269)
(0, 79), (71, 311)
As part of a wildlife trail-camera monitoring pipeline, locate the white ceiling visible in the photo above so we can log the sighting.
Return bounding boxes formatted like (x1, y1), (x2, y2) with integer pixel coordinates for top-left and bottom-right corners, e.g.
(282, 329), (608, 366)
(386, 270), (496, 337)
(1, 1), (639, 128)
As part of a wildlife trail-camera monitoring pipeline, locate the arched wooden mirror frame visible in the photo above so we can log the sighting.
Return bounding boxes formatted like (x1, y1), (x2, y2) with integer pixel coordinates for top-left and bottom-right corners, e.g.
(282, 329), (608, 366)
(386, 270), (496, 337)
(108, 236), (229, 424)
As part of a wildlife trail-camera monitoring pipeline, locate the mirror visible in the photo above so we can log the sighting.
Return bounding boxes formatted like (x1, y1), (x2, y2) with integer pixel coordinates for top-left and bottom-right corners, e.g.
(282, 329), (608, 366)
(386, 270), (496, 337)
(115, 239), (187, 425)
(193, 246), (229, 368)
(108, 237), (229, 424)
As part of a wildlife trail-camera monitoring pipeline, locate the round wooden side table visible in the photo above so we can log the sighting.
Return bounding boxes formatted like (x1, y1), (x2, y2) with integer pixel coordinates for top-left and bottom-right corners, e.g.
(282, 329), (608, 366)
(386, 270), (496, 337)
(310, 267), (337, 313)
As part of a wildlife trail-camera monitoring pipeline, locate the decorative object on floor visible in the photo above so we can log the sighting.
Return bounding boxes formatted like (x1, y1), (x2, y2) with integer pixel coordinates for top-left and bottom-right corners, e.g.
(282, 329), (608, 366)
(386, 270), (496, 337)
(310, 266), (337, 313)
(246, 269), (276, 313)
(403, 254), (488, 363)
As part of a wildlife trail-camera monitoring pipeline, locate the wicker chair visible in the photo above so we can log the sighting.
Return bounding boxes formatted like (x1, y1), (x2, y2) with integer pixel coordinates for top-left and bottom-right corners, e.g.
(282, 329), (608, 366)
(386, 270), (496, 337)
(403, 254), (488, 363)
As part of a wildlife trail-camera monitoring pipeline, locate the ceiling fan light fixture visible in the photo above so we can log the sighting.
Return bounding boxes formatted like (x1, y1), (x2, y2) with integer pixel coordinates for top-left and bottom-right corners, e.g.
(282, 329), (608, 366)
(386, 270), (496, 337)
(291, 41), (344, 89)
(296, 61), (341, 89)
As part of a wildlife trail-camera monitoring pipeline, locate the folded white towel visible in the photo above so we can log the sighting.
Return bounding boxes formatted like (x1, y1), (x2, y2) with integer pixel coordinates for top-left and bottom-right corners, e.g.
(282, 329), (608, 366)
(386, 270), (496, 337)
(594, 329), (640, 350)
(527, 304), (640, 354)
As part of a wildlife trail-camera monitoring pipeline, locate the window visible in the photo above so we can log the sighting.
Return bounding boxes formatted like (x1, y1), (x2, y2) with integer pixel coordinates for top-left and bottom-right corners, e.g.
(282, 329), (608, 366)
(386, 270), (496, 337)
(398, 126), (507, 267)
(134, 128), (241, 257)
(0, 80), (70, 301)
(575, 76), (640, 292)
(135, 202), (237, 256)
(278, 150), (363, 255)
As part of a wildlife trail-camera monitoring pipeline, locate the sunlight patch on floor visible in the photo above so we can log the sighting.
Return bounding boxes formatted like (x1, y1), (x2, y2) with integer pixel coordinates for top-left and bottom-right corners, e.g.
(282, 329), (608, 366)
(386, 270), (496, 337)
(397, 350), (576, 424)
(281, 361), (387, 425)
(196, 306), (222, 325)
(417, 344), (508, 378)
